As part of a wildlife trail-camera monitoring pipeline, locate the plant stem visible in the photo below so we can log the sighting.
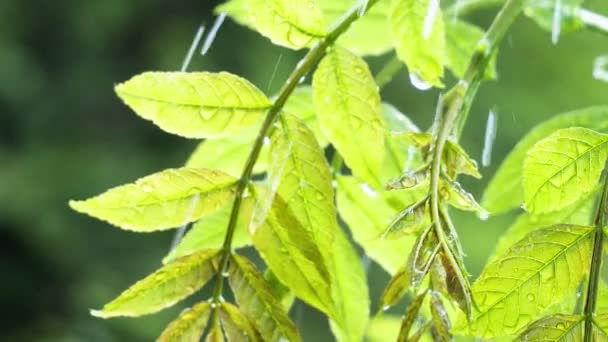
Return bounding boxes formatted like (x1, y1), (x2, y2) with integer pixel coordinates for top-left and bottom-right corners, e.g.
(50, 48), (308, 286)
(583, 163), (608, 341)
(427, 0), (524, 317)
(210, 0), (382, 308)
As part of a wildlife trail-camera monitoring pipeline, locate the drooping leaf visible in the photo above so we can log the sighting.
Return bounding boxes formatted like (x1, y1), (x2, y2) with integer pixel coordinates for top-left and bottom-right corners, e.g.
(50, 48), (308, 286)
(115, 72), (271, 139)
(91, 249), (220, 318)
(516, 314), (583, 341)
(318, 0), (393, 56)
(157, 301), (212, 342)
(70, 168), (237, 232)
(206, 322), (225, 342)
(251, 193), (333, 315)
(228, 254), (301, 342)
(163, 197), (254, 263)
(397, 290), (429, 342)
(313, 46), (385, 187)
(440, 178), (486, 215)
(523, 127), (608, 214)
(524, 0), (584, 34)
(282, 86), (328, 147)
(247, 0), (326, 49)
(327, 228), (370, 342)
(270, 113), (337, 260)
(460, 225), (594, 338)
(219, 302), (263, 342)
(429, 292), (451, 342)
(336, 175), (425, 274)
(445, 20), (497, 80)
(482, 106), (608, 214)
(389, 0), (446, 88)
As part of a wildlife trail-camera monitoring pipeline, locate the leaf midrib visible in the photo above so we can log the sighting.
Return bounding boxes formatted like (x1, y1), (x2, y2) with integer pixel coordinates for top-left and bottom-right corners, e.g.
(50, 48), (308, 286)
(118, 90), (272, 111)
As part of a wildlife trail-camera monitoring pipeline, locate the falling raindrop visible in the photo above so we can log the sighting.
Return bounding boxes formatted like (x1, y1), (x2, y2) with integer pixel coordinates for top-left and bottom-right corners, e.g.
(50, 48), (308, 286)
(404, 146), (417, 172)
(409, 73), (432, 91)
(360, 183), (378, 198)
(482, 109), (497, 167)
(181, 23), (206, 72)
(169, 194), (200, 252)
(593, 55), (608, 83)
(422, 0), (440, 40)
(478, 209), (490, 221)
(200, 13), (227, 56)
(382, 305), (391, 312)
(551, 0), (562, 45)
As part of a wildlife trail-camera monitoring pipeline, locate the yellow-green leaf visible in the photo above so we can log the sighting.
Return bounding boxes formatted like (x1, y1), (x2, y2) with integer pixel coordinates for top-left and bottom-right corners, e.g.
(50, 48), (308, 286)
(219, 302), (263, 342)
(336, 175), (425, 274)
(282, 86), (328, 147)
(516, 314), (583, 341)
(313, 46), (385, 187)
(247, 0), (326, 49)
(319, 0), (392, 56)
(70, 168), (237, 232)
(163, 197), (254, 263)
(461, 225), (594, 338)
(390, 0), (446, 88)
(157, 301), (212, 342)
(523, 127), (608, 214)
(482, 106), (608, 215)
(228, 254), (302, 342)
(216, 0), (252, 28)
(115, 72), (271, 139)
(381, 103), (423, 183)
(365, 316), (403, 342)
(397, 290), (428, 341)
(445, 20), (497, 80)
(92, 249), (220, 318)
(206, 322), (225, 342)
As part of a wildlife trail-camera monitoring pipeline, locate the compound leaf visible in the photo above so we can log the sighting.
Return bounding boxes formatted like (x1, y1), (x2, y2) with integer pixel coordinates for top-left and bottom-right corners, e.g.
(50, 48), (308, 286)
(482, 106), (608, 214)
(313, 46), (385, 188)
(157, 301), (212, 342)
(115, 72), (271, 139)
(92, 249), (220, 318)
(523, 127), (608, 214)
(228, 254), (301, 342)
(460, 225), (594, 338)
(389, 0), (446, 88)
(70, 168), (237, 232)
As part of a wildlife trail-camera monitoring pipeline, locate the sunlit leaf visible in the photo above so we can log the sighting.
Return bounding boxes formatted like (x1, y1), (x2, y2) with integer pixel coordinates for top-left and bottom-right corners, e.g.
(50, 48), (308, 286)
(523, 127), (608, 214)
(328, 228), (370, 342)
(445, 20), (497, 80)
(282, 86), (328, 147)
(70, 168), (237, 232)
(216, 0), (252, 28)
(595, 315), (608, 337)
(516, 314), (583, 341)
(482, 106), (608, 214)
(460, 225), (594, 338)
(381, 103), (423, 183)
(441, 178), (486, 215)
(313, 46), (385, 187)
(264, 269), (295, 311)
(336, 175), (425, 274)
(319, 0), (392, 56)
(91, 249), (219, 318)
(365, 316), (403, 342)
(163, 197), (254, 263)
(157, 301), (212, 342)
(390, 0), (446, 87)
(115, 72), (271, 139)
(248, 0), (326, 49)
(228, 254), (301, 342)
(219, 302), (263, 342)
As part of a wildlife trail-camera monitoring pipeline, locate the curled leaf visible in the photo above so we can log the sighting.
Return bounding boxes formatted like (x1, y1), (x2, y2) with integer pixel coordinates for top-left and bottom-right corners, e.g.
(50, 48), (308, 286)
(219, 302), (263, 342)
(396, 290), (429, 342)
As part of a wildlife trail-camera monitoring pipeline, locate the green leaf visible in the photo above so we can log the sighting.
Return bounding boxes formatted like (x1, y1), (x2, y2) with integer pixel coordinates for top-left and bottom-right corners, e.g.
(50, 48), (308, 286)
(397, 290), (429, 341)
(264, 269), (295, 311)
(313, 46), (385, 187)
(524, 0), (584, 34)
(488, 195), (594, 263)
(185, 131), (269, 178)
(516, 314), (583, 341)
(206, 322), (225, 342)
(251, 193), (333, 315)
(445, 20), (497, 80)
(91, 249), (220, 318)
(441, 178), (486, 215)
(335, 175), (425, 274)
(70, 168), (237, 232)
(523, 127), (608, 214)
(482, 106), (608, 215)
(429, 292), (451, 342)
(115, 72), (271, 139)
(219, 302), (263, 342)
(461, 225), (594, 338)
(595, 315), (608, 337)
(247, 0), (326, 49)
(390, 0), (446, 88)
(157, 301), (212, 342)
(216, 0), (253, 28)
(282, 86), (328, 147)
(318, 0), (393, 56)
(228, 254), (302, 342)
(381, 103), (423, 183)
(365, 316), (403, 342)
(328, 228), (370, 342)
(163, 196), (254, 263)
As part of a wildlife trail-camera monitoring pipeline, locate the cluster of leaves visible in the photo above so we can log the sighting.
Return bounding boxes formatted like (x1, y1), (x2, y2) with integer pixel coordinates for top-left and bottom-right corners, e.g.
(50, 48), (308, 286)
(69, 0), (608, 341)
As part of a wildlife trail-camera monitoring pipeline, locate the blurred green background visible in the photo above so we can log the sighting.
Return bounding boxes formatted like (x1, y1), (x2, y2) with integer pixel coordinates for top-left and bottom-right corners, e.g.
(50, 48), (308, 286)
(1, 0), (607, 341)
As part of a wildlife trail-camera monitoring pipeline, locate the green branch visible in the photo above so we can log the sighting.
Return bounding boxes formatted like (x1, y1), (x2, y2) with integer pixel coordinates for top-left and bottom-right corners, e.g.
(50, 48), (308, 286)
(210, 0), (382, 309)
(583, 163), (608, 341)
